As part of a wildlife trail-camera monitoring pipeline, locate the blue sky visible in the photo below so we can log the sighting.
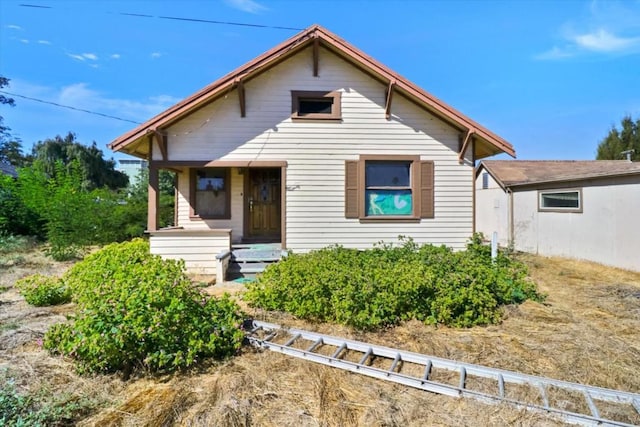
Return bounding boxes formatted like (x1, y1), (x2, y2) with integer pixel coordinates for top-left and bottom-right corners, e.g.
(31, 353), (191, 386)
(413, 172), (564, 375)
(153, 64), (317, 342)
(1, 0), (639, 161)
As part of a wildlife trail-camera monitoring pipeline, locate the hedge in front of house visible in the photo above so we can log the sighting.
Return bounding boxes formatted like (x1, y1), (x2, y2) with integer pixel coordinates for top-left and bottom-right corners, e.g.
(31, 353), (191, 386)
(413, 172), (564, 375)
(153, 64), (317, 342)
(44, 239), (244, 376)
(244, 235), (542, 330)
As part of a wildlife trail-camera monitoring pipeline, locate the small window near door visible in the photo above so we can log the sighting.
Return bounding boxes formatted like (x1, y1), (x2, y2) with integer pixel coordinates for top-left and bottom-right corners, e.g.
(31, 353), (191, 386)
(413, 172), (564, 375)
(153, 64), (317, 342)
(291, 90), (341, 120)
(190, 168), (231, 219)
(538, 189), (582, 213)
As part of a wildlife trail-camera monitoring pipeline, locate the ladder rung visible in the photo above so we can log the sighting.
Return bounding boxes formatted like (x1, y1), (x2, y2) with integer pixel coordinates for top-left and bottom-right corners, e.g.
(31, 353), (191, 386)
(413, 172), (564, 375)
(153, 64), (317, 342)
(388, 353), (401, 375)
(498, 374), (505, 399)
(283, 333), (301, 347)
(459, 367), (467, 391)
(584, 391), (600, 418)
(332, 343), (347, 359)
(422, 360), (432, 381)
(359, 348), (373, 366)
(538, 383), (549, 409)
(307, 338), (323, 353)
(264, 331), (277, 342)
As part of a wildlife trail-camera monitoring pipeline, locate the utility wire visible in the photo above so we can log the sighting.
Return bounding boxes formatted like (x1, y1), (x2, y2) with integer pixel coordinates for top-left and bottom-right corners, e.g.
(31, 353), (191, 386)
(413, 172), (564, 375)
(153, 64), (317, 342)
(0, 90), (142, 125)
(19, 3), (303, 31)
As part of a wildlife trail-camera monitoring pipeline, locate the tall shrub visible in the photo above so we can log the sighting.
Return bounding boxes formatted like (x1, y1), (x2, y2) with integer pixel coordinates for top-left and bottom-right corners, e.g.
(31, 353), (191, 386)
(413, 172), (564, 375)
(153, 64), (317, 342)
(45, 239), (244, 375)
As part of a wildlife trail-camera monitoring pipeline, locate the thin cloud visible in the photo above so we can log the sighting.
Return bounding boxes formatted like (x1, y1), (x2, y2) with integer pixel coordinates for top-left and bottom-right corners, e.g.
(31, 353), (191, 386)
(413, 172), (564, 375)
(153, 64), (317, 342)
(37, 40), (51, 45)
(55, 82), (181, 121)
(67, 53), (86, 61)
(150, 52), (163, 59)
(20, 39), (29, 44)
(534, 46), (575, 61)
(225, 0), (267, 14)
(535, 1), (640, 60)
(573, 28), (640, 52)
(110, 54), (121, 59)
(67, 53), (99, 62)
(7, 24), (23, 30)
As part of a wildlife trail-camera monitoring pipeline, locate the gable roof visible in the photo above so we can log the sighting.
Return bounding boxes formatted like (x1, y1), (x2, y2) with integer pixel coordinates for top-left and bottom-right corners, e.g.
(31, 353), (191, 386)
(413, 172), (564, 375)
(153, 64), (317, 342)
(109, 24), (515, 160)
(479, 160), (640, 188)
(0, 161), (17, 178)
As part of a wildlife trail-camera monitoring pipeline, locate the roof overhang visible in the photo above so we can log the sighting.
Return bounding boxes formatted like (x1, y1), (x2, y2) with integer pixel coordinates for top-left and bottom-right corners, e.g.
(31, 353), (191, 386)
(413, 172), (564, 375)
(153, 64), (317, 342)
(110, 24), (516, 160)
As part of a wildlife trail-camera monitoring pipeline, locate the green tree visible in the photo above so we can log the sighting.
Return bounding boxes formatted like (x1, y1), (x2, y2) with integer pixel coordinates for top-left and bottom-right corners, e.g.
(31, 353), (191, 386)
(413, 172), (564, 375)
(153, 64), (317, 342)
(31, 132), (128, 190)
(0, 76), (29, 168)
(0, 139), (30, 167)
(0, 76), (16, 139)
(596, 115), (640, 161)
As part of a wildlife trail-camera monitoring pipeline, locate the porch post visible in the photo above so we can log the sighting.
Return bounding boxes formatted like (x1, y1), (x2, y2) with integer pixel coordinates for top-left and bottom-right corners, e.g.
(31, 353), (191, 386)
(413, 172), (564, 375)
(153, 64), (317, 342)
(148, 163), (159, 232)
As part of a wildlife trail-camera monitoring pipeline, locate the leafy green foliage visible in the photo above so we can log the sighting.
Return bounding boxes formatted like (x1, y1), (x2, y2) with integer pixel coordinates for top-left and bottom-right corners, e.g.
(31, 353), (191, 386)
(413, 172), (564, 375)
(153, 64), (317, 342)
(30, 132), (128, 190)
(16, 274), (71, 306)
(596, 115), (640, 161)
(44, 239), (244, 376)
(0, 371), (98, 426)
(245, 235), (543, 329)
(0, 173), (44, 238)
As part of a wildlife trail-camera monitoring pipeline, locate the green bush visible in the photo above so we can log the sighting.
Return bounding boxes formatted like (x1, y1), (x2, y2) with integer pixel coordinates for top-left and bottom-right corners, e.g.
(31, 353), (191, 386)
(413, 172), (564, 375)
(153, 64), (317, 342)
(15, 274), (71, 306)
(44, 239), (244, 375)
(244, 235), (543, 330)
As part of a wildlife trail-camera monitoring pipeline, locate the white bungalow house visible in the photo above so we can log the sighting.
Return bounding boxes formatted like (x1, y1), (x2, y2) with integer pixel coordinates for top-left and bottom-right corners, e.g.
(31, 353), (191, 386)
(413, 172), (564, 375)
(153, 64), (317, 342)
(476, 160), (640, 272)
(109, 24), (515, 279)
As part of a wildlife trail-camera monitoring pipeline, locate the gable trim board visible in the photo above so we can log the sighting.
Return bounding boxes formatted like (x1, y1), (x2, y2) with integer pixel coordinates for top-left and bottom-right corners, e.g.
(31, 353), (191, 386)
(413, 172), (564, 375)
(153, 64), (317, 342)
(109, 25), (514, 161)
(475, 160), (640, 272)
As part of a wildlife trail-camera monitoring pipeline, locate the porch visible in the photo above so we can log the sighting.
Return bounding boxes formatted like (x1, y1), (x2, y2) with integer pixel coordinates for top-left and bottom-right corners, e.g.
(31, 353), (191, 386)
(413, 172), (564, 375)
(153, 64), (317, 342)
(149, 228), (285, 282)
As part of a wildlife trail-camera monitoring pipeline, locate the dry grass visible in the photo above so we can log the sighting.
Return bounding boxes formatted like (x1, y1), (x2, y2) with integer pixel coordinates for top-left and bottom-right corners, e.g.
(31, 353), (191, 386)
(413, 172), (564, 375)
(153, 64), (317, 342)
(2, 250), (639, 426)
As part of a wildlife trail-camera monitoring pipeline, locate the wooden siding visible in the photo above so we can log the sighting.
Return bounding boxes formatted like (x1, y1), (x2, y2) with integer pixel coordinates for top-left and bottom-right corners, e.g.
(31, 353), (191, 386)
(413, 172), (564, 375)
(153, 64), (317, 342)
(170, 46), (474, 251)
(149, 229), (231, 276)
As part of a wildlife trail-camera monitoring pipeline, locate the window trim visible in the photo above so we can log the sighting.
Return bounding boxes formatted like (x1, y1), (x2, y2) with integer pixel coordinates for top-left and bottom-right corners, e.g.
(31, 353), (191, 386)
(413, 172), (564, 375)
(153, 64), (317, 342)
(538, 188), (583, 213)
(189, 168), (231, 220)
(358, 155), (421, 221)
(291, 90), (342, 121)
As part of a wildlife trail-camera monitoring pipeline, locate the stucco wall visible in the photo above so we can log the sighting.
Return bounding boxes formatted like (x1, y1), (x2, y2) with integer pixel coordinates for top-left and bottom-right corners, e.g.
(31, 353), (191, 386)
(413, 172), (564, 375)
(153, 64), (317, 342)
(504, 175), (640, 271)
(475, 170), (510, 246)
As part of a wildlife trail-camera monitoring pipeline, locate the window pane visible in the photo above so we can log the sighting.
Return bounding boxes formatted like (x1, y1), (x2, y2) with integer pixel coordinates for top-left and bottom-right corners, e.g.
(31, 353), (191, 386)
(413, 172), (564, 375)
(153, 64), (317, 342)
(195, 169), (227, 217)
(365, 161), (411, 187)
(540, 191), (579, 209)
(365, 189), (412, 216)
(299, 98), (332, 115)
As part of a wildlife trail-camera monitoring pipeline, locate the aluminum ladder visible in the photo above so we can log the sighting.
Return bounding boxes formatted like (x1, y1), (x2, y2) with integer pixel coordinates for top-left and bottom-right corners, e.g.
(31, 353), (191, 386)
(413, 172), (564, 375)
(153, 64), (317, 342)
(245, 320), (640, 427)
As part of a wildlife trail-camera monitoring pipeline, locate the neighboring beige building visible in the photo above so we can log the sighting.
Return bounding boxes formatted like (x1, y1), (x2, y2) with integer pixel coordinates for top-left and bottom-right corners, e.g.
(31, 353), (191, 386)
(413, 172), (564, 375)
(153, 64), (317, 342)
(476, 160), (640, 272)
(109, 25), (514, 278)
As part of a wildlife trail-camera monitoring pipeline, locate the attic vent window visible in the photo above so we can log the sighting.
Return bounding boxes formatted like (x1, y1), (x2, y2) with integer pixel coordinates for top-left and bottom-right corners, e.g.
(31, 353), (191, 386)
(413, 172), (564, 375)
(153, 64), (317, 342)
(291, 90), (341, 121)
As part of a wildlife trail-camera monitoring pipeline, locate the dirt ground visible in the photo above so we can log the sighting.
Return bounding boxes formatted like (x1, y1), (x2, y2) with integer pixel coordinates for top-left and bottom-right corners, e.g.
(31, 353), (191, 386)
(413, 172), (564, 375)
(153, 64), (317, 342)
(1, 249), (639, 426)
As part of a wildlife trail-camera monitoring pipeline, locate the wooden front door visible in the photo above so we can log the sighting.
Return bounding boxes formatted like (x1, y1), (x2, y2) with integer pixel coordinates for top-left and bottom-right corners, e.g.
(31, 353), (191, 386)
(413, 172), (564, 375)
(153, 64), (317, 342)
(246, 168), (281, 240)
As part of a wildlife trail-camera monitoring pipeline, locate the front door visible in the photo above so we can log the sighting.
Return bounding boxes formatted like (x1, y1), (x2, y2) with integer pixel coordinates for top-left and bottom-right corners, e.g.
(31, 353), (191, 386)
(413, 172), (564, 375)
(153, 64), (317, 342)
(246, 168), (281, 241)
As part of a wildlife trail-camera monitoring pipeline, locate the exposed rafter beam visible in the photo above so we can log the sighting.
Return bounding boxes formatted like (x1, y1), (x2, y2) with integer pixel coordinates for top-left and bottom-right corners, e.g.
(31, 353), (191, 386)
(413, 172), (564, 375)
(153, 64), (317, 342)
(385, 80), (396, 120)
(313, 36), (320, 77)
(237, 79), (246, 118)
(458, 128), (475, 163)
(153, 130), (168, 161)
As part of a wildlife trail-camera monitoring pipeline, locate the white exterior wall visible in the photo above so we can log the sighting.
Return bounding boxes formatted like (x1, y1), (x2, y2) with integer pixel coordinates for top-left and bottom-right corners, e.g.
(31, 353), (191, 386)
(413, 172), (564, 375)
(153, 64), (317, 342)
(149, 230), (231, 277)
(511, 176), (640, 272)
(169, 46), (474, 251)
(475, 171), (509, 246)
